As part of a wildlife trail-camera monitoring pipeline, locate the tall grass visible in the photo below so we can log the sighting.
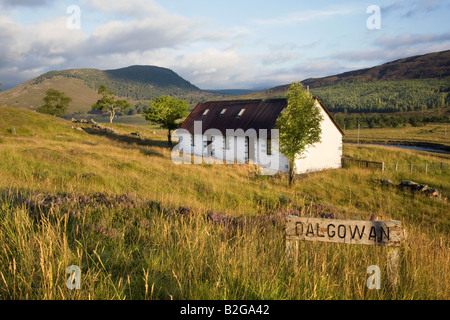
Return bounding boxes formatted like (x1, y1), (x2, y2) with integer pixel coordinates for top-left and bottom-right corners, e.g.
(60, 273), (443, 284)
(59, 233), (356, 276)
(343, 123), (450, 147)
(0, 190), (447, 300)
(0, 106), (448, 299)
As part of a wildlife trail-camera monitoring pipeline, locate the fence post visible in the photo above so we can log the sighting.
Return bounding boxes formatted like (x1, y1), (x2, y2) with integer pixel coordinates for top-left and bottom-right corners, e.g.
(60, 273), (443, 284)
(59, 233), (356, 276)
(387, 247), (400, 290)
(382, 162), (385, 174)
(425, 163), (428, 175)
(285, 239), (299, 270)
(395, 162), (398, 172)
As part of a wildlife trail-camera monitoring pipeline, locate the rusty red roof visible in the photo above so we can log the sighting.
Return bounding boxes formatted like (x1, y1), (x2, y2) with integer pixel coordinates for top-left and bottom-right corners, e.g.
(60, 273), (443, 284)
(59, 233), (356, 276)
(179, 98), (343, 137)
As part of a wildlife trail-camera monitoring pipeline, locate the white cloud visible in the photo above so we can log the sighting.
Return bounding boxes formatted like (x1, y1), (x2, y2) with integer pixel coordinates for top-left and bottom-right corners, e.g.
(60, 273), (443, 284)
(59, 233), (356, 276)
(331, 43), (450, 63)
(252, 7), (356, 26)
(376, 32), (450, 48)
(0, 0), (448, 91)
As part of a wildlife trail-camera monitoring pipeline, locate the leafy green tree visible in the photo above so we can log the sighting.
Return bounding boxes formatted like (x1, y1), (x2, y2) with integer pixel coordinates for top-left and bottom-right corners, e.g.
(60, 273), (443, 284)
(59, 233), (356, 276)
(276, 82), (323, 185)
(143, 96), (190, 147)
(92, 84), (130, 123)
(37, 88), (72, 116)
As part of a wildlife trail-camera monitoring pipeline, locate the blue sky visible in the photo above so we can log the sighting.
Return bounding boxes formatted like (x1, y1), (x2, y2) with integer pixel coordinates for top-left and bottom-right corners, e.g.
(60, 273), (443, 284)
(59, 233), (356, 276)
(0, 0), (449, 90)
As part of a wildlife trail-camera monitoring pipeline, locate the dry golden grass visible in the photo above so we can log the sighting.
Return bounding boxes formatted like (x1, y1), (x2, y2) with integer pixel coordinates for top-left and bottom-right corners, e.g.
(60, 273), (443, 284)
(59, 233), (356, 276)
(0, 106), (448, 300)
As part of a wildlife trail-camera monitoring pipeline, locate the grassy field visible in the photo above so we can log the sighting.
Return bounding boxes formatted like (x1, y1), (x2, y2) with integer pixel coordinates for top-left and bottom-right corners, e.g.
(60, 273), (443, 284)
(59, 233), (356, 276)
(0, 106), (448, 300)
(343, 123), (450, 148)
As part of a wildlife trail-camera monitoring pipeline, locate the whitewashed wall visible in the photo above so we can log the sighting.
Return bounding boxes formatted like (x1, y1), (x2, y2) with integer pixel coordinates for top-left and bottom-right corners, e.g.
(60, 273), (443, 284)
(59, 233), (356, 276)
(176, 101), (342, 174)
(293, 102), (343, 174)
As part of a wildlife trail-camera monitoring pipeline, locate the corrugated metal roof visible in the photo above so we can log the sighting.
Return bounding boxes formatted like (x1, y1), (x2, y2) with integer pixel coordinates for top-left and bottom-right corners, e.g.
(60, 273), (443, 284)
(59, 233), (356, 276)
(179, 98), (343, 138)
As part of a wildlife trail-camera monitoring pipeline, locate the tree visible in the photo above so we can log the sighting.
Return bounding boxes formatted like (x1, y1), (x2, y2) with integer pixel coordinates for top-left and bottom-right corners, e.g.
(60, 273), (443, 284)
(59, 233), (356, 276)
(37, 88), (72, 116)
(143, 96), (190, 147)
(275, 82), (323, 185)
(92, 84), (130, 123)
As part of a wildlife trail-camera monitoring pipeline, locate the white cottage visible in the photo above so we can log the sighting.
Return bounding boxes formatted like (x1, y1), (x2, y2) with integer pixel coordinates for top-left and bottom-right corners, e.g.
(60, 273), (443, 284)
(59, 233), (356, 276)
(175, 98), (343, 175)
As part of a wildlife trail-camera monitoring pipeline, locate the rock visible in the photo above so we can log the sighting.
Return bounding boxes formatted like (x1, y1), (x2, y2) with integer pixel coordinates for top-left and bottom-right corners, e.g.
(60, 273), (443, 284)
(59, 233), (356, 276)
(105, 127), (117, 134)
(400, 180), (418, 187)
(93, 123), (105, 130)
(399, 180), (441, 199)
(72, 118), (88, 124)
(380, 179), (393, 186)
(131, 131), (144, 139)
(399, 180), (420, 191)
(424, 188), (441, 199)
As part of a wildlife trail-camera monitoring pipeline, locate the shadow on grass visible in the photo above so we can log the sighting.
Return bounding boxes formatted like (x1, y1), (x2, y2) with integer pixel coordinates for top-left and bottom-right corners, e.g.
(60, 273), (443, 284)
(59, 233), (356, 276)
(81, 127), (169, 157)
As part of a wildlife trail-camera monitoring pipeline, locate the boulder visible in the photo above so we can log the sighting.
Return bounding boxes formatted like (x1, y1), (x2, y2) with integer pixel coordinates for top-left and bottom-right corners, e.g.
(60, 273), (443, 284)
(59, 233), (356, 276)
(399, 180), (441, 198)
(130, 131), (144, 139)
(380, 179), (393, 186)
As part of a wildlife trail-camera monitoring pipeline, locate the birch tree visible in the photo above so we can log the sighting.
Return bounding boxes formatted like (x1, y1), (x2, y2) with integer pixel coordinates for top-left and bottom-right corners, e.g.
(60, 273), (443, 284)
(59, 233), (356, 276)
(276, 82), (323, 185)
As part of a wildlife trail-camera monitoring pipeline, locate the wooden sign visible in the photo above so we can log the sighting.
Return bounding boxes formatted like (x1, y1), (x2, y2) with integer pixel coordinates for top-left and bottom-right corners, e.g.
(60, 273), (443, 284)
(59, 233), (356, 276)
(285, 216), (404, 247)
(285, 215), (406, 288)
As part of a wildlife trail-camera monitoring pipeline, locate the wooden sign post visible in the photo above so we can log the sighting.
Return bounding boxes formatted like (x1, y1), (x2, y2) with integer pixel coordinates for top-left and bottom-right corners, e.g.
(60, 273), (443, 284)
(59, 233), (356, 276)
(285, 216), (406, 288)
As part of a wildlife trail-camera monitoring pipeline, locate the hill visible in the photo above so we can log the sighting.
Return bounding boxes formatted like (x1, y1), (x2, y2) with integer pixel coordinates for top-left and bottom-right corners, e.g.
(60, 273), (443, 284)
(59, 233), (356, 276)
(1, 50), (449, 124)
(0, 65), (222, 117)
(267, 50), (450, 93)
(32, 66), (201, 100)
(233, 50), (450, 127)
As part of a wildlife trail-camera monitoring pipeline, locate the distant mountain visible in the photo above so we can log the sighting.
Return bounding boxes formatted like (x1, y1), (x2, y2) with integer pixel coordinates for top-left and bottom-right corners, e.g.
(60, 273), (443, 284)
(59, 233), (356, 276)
(105, 65), (198, 90)
(232, 50), (450, 116)
(0, 65), (220, 116)
(1, 51), (449, 120)
(30, 65), (202, 100)
(267, 50), (450, 94)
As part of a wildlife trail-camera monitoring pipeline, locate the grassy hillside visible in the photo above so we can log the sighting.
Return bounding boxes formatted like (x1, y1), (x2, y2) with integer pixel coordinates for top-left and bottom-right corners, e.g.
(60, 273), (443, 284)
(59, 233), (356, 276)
(0, 76), (104, 115)
(0, 66), (224, 118)
(232, 51), (450, 124)
(32, 66), (202, 100)
(272, 49), (450, 91)
(230, 78), (450, 115)
(0, 105), (448, 300)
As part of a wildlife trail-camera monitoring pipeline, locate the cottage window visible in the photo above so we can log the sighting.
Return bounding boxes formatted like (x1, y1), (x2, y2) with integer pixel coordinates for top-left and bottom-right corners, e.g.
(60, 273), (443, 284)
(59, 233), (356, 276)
(203, 109), (210, 116)
(220, 109), (227, 115)
(237, 109), (246, 117)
